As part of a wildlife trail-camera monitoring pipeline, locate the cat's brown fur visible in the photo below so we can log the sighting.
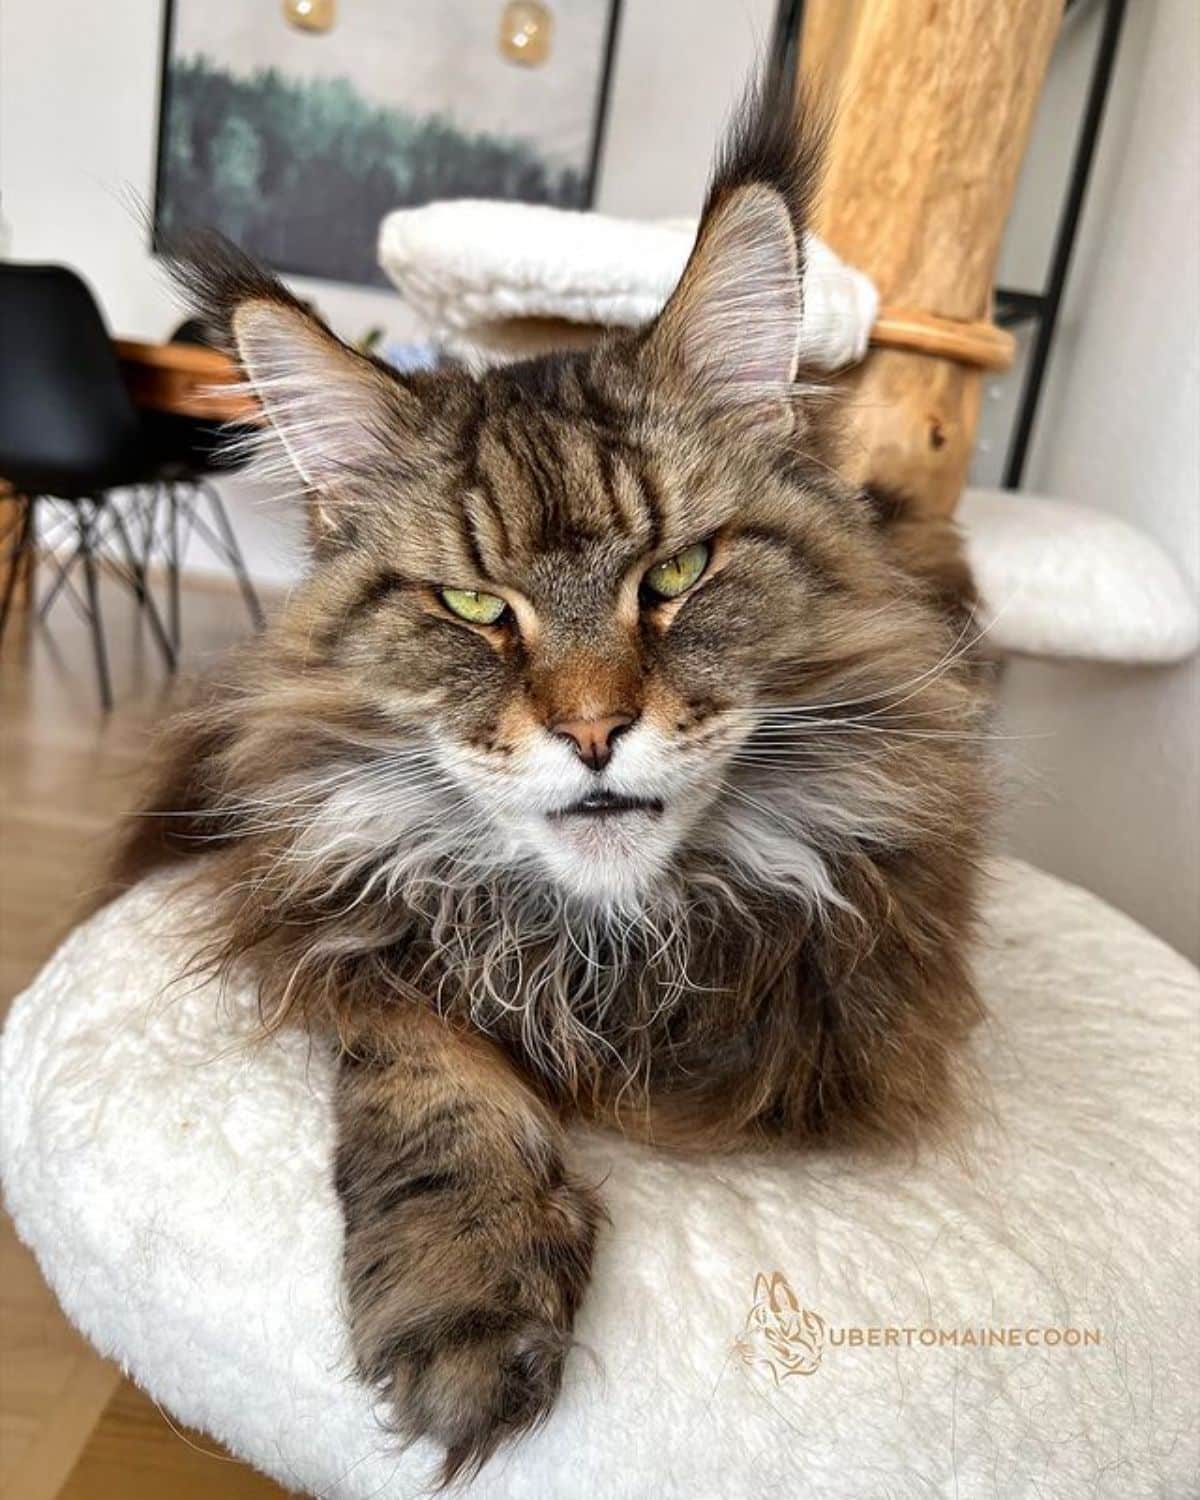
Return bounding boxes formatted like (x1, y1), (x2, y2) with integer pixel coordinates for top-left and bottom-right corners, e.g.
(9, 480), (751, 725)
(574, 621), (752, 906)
(109, 71), (991, 1479)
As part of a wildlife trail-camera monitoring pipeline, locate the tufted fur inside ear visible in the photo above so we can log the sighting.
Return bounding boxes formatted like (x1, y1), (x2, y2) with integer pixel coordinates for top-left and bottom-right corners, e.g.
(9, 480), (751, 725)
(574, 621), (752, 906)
(645, 68), (826, 421)
(164, 232), (417, 527)
(230, 299), (407, 497)
(652, 184), (802, 402)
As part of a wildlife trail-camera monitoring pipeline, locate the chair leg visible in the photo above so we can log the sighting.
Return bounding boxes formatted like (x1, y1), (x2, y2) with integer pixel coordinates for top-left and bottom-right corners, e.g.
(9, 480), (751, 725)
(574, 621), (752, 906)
(197, 481), (265, 631)
(37, 534), (87, 623)
(165, 485), (182, 654)
(78, 502), (113, 713)
(108, 499), (177, 673)
(0, 494), (37, 642)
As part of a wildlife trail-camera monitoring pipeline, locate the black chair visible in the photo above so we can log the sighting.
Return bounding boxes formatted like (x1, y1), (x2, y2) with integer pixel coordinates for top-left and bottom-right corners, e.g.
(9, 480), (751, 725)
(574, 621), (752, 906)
(0, 263), (261, 709)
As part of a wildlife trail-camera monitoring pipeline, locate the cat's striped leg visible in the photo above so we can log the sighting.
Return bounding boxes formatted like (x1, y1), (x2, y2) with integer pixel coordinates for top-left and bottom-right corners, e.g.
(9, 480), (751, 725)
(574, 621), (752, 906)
(333, 1007), (602, 1482)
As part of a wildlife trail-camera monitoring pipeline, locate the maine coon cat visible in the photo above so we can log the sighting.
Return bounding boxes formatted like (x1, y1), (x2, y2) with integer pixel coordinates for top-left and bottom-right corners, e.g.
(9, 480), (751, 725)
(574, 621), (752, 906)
(111, 70), (990, 1481)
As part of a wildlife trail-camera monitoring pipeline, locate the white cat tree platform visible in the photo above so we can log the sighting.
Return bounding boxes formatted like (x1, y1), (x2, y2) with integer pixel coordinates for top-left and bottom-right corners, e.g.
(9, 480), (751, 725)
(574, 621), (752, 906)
(2, 861), (1197, 1497)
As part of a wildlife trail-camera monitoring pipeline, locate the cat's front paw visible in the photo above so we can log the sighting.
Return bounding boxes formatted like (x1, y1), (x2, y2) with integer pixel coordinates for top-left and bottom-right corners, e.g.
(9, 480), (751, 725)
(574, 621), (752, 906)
(376, 1303), (572, 1481)
(347, 1167), (602, 1482)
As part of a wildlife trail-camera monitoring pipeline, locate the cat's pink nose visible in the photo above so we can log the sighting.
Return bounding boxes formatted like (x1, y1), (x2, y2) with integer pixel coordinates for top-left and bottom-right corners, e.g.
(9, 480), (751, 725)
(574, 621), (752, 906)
(552, 713), (635, 772)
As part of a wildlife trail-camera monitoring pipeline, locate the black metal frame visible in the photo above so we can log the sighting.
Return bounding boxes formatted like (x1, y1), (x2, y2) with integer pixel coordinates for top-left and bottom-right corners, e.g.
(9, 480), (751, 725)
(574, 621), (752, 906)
(772, 0), (1128, 491)
(0, 482), (263, 712)
(769, 0), (807, 86)
(2, 492), (173, 711)
(997, 0), (1127, 487)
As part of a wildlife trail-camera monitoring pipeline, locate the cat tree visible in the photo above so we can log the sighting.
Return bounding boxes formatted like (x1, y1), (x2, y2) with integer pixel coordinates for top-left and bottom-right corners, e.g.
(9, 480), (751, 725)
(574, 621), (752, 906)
(798, 0), (1061, 513)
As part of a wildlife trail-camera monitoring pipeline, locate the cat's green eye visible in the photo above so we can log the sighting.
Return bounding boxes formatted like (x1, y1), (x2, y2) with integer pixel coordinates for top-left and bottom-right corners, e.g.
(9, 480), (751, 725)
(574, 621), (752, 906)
(439, 587), (508, 626)
(643, 542), (710, 601)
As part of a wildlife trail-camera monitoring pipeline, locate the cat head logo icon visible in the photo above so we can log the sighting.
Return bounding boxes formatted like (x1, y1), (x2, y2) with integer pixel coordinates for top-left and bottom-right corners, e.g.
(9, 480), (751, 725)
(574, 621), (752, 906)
(734, 1272), (825, 1382)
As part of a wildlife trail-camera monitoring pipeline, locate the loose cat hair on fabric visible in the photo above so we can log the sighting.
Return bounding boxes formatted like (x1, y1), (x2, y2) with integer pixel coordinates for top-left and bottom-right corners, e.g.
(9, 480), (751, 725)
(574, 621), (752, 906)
(110, 67), (991, 1483)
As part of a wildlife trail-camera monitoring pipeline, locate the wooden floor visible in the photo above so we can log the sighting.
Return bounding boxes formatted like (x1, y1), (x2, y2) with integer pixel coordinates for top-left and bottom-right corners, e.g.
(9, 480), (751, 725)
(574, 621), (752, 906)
(1, 569), (294, 1497)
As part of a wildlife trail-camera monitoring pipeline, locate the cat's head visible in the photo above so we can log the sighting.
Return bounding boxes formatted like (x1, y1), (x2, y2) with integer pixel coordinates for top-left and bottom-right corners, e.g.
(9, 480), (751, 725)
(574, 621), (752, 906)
(179, 74), (976, 912)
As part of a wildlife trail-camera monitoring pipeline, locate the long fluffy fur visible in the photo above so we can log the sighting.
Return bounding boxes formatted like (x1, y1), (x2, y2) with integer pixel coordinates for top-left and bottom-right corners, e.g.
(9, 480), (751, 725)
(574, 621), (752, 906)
(109, 70), (993, 1481)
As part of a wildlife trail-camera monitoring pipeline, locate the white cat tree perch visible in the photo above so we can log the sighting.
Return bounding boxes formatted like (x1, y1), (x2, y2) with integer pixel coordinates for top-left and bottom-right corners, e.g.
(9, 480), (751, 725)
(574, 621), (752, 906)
(378, 199), (1198, 667)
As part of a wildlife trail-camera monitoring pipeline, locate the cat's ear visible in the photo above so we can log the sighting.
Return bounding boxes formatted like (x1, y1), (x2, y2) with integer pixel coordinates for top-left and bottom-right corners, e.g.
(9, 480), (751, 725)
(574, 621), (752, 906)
(229, 299), (411, 498)
(644, 70), (825, 427)
(166, 234), (417, 534)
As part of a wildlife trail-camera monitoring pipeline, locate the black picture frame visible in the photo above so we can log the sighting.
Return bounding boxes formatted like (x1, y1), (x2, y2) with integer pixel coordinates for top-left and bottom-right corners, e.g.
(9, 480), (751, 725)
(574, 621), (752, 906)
(152, 0), (624, 290)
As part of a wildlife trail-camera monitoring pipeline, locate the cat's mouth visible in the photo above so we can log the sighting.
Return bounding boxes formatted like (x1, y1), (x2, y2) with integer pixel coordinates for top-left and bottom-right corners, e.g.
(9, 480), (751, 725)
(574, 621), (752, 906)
(531, 789), (678, 900)
(548, 792), (665, 821)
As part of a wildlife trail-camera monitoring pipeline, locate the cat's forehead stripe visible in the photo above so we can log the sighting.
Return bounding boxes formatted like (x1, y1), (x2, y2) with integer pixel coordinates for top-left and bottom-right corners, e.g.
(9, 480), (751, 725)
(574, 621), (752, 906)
(462, 480), (512, 569)
(461, 403), (667, 572)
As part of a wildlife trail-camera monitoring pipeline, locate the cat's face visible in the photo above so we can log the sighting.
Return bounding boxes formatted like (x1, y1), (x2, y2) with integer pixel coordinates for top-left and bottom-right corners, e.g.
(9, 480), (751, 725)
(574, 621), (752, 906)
(210, 169), (964, 911)
(278, 359), (857, 904)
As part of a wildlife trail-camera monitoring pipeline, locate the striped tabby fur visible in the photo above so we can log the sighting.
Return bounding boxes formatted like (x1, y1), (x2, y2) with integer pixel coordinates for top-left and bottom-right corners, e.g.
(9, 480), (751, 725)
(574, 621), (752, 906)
(110, 70), (991, 1480)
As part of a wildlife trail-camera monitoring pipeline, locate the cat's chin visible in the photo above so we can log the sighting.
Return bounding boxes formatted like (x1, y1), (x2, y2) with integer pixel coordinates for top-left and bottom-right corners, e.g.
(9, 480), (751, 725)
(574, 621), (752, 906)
(527, 805), (678, 907)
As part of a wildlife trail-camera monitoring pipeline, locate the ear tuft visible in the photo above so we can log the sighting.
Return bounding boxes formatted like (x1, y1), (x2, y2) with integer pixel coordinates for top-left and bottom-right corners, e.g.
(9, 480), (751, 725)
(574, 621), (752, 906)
(160, 229), (310, 355)
(162, 232), (417, 517)
(645, 66), (828, 420)
(709, 64), (827, 241)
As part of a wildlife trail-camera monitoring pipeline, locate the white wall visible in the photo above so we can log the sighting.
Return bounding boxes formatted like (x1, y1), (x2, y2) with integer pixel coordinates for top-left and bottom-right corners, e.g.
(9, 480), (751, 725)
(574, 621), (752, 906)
(0, 0), (774, 583)
(996, 0), (1200, 960)
(593, 0), (775, 220)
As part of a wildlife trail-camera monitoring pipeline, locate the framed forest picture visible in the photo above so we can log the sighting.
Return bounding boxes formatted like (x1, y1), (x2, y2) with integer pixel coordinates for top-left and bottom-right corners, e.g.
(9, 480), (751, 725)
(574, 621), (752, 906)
(154, 0), (622, 287)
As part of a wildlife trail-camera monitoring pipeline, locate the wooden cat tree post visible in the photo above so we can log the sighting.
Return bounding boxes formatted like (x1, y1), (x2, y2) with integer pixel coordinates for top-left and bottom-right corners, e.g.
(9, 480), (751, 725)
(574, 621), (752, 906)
(800, 0), (1063, 514)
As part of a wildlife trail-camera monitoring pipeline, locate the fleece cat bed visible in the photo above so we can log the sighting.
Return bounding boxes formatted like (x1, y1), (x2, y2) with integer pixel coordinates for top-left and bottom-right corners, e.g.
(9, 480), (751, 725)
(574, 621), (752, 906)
(378, 201), (879, 371)
(958, 488), (1200, 665)
(2, 861), (1198, 1499)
